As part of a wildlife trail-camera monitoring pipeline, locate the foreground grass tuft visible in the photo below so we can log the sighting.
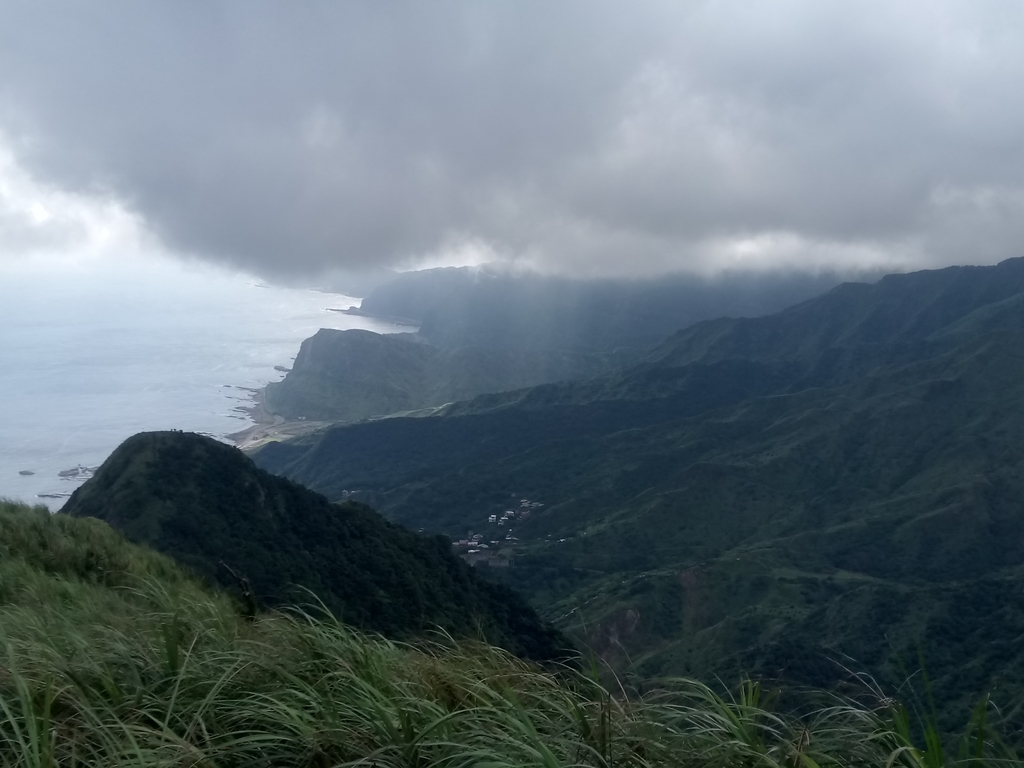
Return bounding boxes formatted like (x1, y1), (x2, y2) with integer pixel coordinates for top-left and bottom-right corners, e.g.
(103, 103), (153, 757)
(0, 500), (1019, 766)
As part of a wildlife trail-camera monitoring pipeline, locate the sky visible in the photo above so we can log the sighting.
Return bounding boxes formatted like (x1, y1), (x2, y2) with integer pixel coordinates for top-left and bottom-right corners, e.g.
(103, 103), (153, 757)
(1, 1), (1024, 283)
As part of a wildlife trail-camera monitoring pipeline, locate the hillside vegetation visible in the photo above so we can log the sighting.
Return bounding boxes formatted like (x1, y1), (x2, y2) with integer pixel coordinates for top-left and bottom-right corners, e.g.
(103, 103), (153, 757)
(63, 431), (568, 662)
(1, 499), (1020, 766)
(254, 257), (1024, 724)
(265, 328), (622, 422)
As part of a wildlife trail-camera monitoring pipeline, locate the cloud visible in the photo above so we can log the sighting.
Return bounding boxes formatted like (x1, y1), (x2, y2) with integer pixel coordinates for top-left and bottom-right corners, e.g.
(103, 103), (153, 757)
(0, 132), (152, 267)
(1, 1), (1023, 279)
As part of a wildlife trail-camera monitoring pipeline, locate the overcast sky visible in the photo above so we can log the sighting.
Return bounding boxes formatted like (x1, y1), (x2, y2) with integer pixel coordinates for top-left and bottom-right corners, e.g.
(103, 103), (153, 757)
(1, 1), (1023, 281)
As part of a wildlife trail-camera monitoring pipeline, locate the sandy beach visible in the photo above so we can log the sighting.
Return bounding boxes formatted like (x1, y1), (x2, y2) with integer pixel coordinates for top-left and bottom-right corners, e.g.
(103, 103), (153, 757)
(227, 388), (331, 451)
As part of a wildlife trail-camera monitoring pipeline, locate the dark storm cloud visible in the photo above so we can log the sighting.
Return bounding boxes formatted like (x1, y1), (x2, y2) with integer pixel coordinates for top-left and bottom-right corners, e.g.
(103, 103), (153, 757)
(1, 1), (1023, 278)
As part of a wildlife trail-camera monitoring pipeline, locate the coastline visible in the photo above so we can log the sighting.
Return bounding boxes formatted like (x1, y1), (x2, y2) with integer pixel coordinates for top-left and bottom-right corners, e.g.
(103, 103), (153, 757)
(0, 260), (406, 509)
(328, 306), (420, 329)
(227, 314), (420, 453)
(227, 387), (331, 452)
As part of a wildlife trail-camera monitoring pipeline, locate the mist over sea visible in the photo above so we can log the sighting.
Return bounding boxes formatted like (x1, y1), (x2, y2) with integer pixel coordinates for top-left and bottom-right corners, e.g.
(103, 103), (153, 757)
(0, 257), (402, 509)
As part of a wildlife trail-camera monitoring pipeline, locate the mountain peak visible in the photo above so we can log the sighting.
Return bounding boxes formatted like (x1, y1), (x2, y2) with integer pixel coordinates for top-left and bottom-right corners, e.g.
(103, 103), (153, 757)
(64, 430), (570, 661)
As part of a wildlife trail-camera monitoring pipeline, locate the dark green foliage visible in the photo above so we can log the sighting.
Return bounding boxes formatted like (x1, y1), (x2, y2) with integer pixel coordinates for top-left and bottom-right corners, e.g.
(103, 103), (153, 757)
(254, 257), (1024, 725)
(62, 431), (570, 662)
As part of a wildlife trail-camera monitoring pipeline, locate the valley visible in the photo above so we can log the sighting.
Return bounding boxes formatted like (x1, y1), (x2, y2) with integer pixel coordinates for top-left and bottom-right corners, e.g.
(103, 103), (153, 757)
(251, 258), (1024, 726)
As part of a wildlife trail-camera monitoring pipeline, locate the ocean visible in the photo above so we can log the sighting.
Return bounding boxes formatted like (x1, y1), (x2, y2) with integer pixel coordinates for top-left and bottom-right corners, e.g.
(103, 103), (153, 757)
(0, 257), (404, 509)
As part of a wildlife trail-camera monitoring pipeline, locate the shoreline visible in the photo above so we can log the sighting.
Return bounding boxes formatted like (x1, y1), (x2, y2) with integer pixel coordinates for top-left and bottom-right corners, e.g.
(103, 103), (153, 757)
(226, 387), (332, 452)
(328, 306), (420, 329)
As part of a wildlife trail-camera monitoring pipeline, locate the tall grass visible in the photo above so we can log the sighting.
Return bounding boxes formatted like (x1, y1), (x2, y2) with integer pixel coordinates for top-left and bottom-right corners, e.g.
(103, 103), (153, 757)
(0, 500), (1019, 767)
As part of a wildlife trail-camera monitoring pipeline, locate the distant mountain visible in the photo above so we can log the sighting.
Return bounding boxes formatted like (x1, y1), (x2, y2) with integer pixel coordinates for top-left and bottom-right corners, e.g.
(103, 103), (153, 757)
(269, 267), (876, 424)
(254, 257), (1024, 723)
(649, 258), (1024, 368)
(63, 431), (569, 662)
(264, 328), (623, 422)
(354, 265), (877, 351)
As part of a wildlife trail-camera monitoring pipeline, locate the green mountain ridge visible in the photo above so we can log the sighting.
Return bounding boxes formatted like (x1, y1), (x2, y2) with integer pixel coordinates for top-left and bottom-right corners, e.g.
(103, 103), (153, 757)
(63, 430), (569, 662)
(644, 260), (1024, 380)
(252, 257), (1024, 722)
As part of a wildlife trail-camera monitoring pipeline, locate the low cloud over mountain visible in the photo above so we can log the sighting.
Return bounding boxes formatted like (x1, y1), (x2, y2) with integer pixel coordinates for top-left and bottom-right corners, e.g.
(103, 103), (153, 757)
(2, 2), (1024, 279)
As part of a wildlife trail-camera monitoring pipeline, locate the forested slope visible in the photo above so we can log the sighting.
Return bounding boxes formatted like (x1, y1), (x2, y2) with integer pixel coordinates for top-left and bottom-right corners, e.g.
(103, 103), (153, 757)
(264, 328), (620, 422)
(64, 431), (568, 661)
(254, 258), (1024, 722)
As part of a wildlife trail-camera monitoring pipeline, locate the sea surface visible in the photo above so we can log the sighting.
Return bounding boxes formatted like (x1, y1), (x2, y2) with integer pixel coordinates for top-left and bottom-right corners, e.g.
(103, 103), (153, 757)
(0, 257), (405, 509)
